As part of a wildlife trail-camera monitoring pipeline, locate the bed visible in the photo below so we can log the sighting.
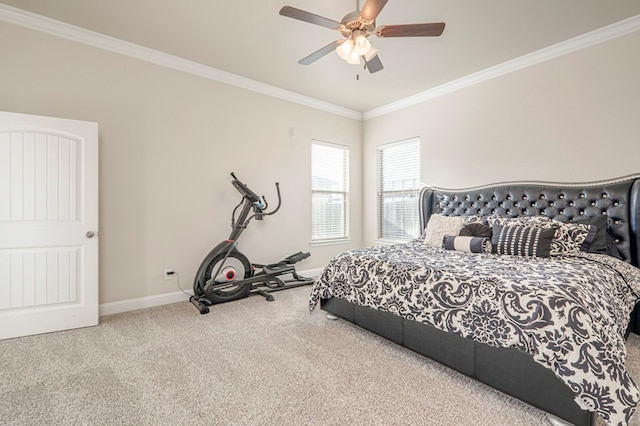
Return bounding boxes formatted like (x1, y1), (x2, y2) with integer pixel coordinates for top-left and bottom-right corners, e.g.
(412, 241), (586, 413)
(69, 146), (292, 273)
(309, 175), (640, 426)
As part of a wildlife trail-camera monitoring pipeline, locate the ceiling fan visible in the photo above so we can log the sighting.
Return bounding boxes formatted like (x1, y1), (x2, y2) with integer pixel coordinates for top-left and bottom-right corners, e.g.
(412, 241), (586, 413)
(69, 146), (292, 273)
(279, 0), (445, 73)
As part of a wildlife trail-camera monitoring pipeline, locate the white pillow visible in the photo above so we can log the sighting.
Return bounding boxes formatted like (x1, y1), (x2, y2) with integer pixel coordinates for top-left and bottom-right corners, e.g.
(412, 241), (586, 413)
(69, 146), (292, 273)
(423, 214), (465, 247)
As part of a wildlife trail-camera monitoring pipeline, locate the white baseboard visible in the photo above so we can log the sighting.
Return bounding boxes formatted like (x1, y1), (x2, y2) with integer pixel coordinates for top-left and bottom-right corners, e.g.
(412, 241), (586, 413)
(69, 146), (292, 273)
(98, 268), (323, 317)
(99, 291), (192, 316)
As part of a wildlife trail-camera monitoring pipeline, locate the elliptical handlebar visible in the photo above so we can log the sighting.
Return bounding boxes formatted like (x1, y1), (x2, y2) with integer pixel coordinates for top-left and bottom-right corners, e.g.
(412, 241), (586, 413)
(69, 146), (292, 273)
(230, 172), (281, 221)
(261, 182), (281, 217)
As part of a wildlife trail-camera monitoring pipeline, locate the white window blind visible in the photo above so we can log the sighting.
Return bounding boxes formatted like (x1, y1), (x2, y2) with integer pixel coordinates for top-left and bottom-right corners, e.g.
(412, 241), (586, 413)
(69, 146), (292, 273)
(377, 138), (421, 242)
(311, 141), (349, 242)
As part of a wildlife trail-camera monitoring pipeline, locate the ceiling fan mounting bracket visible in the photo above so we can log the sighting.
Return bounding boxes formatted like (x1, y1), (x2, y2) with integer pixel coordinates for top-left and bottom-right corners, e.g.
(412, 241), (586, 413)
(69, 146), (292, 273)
(339, 10), (375, 37)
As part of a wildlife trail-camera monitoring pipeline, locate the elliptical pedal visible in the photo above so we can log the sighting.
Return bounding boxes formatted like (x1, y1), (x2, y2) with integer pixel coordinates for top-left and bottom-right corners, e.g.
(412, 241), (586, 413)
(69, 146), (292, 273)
(284, 251), (311, 264)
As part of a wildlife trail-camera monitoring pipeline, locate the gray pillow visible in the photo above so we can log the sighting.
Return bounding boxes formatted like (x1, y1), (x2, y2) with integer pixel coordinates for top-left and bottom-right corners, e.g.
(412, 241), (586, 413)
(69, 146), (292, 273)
(574, 215), (607, 253)
(491, 224), (554, 258)
(459, 223), (492, 238)
(443, 235), (491, 254)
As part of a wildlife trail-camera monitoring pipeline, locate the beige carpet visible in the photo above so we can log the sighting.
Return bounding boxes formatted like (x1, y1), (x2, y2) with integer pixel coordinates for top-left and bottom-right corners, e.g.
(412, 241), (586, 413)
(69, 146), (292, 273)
(1, 286), (639, 425)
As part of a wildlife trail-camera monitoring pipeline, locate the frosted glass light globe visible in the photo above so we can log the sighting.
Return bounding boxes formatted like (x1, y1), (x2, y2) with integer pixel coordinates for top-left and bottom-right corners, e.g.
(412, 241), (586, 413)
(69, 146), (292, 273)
(353, 34), (371, 56)
(336, 39), (354, 60)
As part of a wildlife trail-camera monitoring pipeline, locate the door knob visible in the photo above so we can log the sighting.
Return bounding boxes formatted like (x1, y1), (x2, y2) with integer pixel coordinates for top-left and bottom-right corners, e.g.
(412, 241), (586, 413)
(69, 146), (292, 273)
(86, 231), (95, 238)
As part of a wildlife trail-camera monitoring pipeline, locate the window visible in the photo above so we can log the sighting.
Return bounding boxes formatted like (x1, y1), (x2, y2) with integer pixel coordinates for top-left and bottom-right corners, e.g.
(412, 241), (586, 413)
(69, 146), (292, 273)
(377, 138), (421, 242)
(311, 141), (349, 243)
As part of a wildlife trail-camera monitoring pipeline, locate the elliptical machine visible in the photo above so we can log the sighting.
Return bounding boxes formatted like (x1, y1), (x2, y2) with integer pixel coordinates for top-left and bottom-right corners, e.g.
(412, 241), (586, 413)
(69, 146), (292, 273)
(190, 172), (313, 314)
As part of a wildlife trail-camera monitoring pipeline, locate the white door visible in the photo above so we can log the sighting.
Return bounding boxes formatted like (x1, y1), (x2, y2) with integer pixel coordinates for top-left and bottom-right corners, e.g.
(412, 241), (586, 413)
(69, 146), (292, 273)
(0, 111), (99, 340)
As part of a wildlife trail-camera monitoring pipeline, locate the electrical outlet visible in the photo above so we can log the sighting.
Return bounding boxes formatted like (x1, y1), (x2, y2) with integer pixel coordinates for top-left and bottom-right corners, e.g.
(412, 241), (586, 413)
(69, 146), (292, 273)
(163, 269), (175, 280)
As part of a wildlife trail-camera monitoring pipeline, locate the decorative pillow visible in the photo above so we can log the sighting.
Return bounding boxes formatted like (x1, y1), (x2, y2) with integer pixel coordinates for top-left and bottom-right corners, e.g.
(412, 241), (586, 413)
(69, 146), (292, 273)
(491, 224), (555, 258)
(574, 215), (607, 253)
(606, 231), (624, 260)
(423, 214), (465, 247)
(582, 225), (599, 252)
(462, 215), (484, 226)
(487, 215), (593, 256)
(549, 219), (593, 255)
(573, 214), (623, 259)
(486, 214), (553, 228)
(459, 223), (493, 238)
(443, 235), (491, 254)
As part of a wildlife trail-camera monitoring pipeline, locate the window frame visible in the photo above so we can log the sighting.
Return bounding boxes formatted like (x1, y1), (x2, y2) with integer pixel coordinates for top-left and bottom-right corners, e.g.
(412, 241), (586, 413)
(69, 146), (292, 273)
(311, 140), (350, 245)
(376, 137), (421, 243)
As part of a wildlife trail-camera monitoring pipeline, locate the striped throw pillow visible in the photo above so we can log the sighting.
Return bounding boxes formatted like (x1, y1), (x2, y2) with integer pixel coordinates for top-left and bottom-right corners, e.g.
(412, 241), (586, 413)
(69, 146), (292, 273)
(443, 236), (491, 254)
(491, 224), (555, 258)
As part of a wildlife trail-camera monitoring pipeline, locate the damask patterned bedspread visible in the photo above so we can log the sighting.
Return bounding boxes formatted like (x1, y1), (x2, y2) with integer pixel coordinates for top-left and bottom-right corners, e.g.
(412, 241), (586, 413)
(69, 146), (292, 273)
(309, 240), (640, 426)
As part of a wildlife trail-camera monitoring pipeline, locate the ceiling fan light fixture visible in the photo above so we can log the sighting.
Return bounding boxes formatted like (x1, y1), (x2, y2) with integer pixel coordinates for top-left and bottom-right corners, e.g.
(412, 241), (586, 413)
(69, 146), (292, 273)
(346, 50), (361, 65)
(336, 39), (354, 60)
(353, 34), (372, 56)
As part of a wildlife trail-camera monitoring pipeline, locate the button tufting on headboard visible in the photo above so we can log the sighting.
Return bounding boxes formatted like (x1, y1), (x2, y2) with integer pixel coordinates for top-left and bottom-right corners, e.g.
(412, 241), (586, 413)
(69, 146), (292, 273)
(419, 176), (640, 267)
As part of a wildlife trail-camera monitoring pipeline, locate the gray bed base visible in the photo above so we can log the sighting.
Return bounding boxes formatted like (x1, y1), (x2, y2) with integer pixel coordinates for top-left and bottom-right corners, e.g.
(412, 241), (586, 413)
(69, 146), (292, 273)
(321, 297), (594, 425)
(320, 175), (640, 426)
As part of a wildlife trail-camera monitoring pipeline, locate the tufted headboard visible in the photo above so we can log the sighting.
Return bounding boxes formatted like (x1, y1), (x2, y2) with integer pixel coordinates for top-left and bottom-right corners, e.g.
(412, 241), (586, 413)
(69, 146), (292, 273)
(419, 175), (640, 268)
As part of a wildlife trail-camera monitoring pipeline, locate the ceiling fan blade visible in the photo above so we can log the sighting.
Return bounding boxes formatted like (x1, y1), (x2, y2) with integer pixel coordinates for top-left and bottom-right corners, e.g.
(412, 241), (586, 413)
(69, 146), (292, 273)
(299, 40), (342, 65)
(377, 22), (445, 37)
(360, 0), (389, 23)
(279, 6), (340, 30)
(364, 54), (384, 74)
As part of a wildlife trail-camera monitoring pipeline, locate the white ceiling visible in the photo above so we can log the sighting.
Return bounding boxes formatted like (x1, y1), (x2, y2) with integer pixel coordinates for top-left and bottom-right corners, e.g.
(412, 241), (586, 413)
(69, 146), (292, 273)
(2, 0), (640, 113)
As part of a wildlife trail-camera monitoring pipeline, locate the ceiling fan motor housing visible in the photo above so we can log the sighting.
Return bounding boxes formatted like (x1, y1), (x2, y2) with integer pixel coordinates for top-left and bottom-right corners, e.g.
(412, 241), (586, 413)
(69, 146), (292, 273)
(339, 10), (375, 37)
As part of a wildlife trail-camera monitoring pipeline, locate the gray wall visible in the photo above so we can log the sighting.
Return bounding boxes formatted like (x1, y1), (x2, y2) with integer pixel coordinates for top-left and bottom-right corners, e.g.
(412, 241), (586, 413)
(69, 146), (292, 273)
(362, 30), (640, 245)
(2, 18), (639, 304)
(0, 21), (362, 304)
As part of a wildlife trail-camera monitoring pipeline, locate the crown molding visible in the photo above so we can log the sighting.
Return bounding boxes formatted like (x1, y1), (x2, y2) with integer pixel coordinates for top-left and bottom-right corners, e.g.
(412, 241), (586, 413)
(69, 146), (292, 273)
(2, 3), (639, 123)
(0, 3), (363, 121)
(363, 13), (640, 120)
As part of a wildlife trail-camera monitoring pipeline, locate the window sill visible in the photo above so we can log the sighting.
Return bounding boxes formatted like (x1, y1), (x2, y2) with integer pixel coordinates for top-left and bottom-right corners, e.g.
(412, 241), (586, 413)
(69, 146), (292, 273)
(310, 238), (352, 247)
